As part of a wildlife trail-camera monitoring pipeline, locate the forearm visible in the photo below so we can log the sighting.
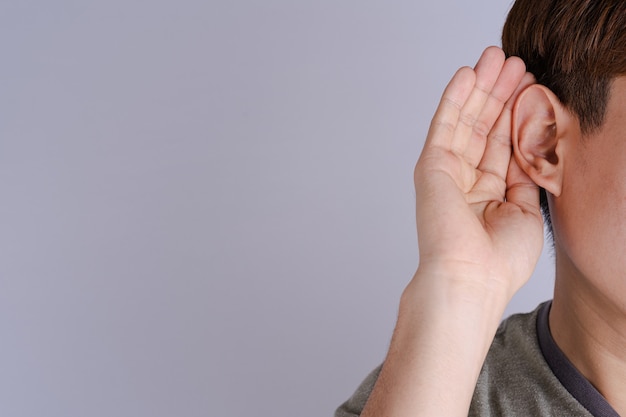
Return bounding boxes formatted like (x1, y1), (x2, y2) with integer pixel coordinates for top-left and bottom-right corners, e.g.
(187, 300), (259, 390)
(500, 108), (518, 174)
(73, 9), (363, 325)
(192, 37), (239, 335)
(356, 48), (540, 417)
(361, 270), (509, 417)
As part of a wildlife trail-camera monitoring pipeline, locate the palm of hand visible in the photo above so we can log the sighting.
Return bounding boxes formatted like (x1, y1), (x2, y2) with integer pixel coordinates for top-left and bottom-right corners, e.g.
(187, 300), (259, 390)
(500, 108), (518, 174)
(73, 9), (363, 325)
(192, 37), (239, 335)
(413, 47), (544, 299)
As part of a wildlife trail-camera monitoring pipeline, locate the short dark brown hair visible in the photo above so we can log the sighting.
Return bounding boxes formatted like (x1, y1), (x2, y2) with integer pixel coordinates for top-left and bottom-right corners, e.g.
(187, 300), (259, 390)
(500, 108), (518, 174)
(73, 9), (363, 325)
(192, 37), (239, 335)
(502, 0), (626, 230)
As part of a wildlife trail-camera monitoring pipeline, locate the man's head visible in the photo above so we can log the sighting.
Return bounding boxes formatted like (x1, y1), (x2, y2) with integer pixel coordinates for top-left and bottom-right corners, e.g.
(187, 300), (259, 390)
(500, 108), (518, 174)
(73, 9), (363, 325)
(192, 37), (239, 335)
(502, 0), (626, 307)
(502, 0), (626, 231)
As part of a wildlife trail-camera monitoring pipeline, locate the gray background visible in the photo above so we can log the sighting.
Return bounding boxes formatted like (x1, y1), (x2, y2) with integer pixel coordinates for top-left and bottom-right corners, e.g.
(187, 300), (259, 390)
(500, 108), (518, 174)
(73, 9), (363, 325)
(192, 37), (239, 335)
(1, 1), (553, 416)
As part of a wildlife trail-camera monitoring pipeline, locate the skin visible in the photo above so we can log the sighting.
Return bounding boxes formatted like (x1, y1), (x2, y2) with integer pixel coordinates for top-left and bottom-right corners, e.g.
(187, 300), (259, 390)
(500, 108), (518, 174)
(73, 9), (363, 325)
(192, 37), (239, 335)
(360, 49), (626, 415)
(549, 77), (626, 415)
(361, 47), (543, 417)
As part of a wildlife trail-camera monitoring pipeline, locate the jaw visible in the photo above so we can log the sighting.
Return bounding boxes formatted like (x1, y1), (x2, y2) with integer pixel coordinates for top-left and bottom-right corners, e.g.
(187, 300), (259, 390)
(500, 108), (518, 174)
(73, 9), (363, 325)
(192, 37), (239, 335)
(550, 244), (626, 416)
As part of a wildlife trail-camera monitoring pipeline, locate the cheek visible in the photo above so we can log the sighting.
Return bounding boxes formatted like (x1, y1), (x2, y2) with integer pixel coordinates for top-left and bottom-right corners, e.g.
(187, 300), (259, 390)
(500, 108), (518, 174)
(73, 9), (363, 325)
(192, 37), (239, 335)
(554, 155), (626, 283)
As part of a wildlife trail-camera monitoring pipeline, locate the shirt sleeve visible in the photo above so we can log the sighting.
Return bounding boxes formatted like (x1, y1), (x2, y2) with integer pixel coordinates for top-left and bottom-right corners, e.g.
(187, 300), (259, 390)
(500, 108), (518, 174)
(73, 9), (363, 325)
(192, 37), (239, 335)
(334, 365), (382, 417)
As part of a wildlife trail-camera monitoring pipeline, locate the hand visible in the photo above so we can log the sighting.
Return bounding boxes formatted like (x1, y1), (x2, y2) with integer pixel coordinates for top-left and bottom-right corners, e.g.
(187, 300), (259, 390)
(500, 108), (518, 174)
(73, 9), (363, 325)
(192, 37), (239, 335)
(360, 47), (543, 417)
(412, 46), (543, 301)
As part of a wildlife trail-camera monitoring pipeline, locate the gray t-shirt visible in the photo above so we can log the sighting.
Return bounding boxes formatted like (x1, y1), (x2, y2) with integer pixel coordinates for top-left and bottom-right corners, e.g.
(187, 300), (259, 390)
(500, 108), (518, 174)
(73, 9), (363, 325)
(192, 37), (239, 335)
(336, 302), (619, 416)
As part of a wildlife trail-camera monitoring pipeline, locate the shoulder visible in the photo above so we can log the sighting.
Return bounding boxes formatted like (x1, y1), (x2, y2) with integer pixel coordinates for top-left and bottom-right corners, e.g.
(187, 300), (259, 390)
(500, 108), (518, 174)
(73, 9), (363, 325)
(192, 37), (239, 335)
(470, 302), (591, 416)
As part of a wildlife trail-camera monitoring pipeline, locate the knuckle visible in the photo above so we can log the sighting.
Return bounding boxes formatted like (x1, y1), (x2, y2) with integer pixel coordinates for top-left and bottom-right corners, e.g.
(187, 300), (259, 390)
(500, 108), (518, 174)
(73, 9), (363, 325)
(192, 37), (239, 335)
(458, 112), (477, 128)
(489, 91), (507, 106)
(488, 132), (511, 146)
(442, 97), (462, 111)
(472, 119), (491, 138)
(431, 119), (456, 135)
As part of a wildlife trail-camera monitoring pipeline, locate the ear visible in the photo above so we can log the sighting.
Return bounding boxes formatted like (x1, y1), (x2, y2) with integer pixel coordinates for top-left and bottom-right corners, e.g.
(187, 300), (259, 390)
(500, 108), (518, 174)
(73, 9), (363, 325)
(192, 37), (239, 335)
(512, 85), (574, 197)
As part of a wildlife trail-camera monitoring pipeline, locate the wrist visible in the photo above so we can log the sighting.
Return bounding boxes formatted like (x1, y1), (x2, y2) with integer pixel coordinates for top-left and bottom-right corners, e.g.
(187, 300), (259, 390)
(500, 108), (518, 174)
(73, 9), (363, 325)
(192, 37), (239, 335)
(365, 270), (510, 417)
(410, 261), (515, 305)
(399, 267), (511, 348)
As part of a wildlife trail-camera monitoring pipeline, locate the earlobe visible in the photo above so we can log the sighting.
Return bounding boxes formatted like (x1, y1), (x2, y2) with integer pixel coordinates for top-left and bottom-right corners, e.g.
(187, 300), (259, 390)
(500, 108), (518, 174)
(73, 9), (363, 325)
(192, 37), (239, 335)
(512, 85), (569, 197)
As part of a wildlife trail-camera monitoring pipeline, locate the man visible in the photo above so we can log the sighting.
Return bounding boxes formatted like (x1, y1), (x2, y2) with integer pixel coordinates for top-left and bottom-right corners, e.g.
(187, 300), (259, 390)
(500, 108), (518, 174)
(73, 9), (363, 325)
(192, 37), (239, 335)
(336, 0), (626, 415)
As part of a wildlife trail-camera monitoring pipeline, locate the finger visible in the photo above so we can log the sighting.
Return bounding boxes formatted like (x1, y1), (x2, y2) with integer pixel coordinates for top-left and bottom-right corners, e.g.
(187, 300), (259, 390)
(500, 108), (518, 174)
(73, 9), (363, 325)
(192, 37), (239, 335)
(505, 156), (540, 214)
(463, 57), (527, 167)
(425, 66), (476, 150)
(449, 47), (505, 155)
(477, 72), (535, 185)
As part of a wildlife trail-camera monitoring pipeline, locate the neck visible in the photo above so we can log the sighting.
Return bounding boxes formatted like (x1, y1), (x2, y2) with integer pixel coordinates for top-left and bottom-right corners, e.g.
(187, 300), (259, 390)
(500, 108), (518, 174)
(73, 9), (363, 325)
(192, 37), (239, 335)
(551, 255), (626, 415)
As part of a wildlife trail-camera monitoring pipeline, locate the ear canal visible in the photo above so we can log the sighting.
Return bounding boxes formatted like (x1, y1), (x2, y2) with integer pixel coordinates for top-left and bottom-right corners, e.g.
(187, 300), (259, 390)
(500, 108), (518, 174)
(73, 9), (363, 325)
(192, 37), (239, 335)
(512, 85), (564, 196)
